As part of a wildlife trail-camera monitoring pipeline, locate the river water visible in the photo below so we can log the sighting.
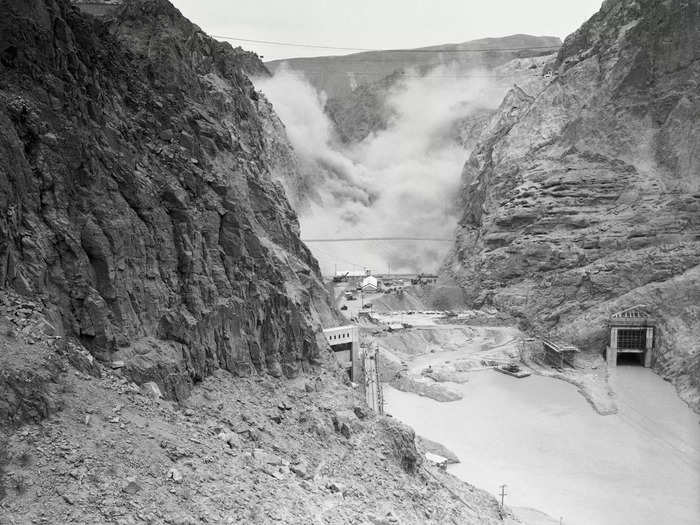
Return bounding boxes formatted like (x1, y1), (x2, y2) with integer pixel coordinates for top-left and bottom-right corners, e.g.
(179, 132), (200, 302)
(384, 367), (700, 525)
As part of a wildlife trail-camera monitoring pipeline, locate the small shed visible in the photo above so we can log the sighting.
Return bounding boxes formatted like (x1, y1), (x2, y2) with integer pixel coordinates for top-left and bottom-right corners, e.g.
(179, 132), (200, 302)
(542, 339), (580, 369)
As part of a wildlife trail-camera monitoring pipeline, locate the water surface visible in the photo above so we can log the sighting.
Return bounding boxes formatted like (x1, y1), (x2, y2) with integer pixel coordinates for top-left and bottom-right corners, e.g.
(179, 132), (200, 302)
(384, 367), (700, 525)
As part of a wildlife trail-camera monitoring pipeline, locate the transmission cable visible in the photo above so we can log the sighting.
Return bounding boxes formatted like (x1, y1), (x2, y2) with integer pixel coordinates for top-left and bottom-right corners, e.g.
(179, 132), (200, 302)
(212, 34), (560, 54)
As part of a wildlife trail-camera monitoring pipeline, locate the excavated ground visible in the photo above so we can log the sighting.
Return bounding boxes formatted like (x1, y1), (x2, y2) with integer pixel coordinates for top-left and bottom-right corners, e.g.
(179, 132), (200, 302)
(0, 288), (521, 525)
(0, 362), (516, 525)
(366, 310), (615, 414)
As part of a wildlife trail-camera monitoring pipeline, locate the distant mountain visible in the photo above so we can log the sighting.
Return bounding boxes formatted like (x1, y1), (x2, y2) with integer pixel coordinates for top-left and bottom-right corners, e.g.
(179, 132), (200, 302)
(266, 34), (562, 99)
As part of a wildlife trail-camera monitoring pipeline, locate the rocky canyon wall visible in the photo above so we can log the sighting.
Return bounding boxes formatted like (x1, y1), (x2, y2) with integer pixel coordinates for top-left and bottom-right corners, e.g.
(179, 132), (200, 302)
(0, 0), (335, 400)
(446, 0), (700, 408)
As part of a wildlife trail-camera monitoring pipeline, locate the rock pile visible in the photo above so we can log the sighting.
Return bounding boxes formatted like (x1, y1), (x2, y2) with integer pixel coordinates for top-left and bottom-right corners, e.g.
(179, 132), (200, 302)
(0, 360), (508, 524)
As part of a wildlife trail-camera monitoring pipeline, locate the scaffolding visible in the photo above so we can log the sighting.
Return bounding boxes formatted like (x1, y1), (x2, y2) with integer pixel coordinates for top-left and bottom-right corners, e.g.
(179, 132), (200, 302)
(362, 343), (384, 414)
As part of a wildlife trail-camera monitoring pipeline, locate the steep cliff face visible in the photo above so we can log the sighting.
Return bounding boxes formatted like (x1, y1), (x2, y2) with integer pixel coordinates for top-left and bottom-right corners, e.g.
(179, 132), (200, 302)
(0, 0), (334, 400)
(447, 0), (700, 408)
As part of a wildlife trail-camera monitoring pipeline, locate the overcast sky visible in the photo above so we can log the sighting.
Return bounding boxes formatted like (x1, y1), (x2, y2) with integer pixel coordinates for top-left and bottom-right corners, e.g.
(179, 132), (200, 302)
(170, 0), (603, 61)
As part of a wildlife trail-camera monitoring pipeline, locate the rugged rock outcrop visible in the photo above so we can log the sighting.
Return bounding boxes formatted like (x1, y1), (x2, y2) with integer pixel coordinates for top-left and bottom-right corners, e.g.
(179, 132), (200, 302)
(446, 0), (700, 408)
(256, 95), (319, 211)
(323, 44), (560, 145)
(324, 71), (404, 144)
(0, 0), (335, 401)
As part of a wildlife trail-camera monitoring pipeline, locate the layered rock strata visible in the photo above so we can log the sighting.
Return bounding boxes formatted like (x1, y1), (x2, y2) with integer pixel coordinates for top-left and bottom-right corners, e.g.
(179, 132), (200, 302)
(447, 0), (700, 408)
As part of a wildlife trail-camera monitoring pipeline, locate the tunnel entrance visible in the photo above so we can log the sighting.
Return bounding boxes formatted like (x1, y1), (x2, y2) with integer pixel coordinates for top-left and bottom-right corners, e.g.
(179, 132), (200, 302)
(616, 352), (644, 366)
(605, 306), (655, 368)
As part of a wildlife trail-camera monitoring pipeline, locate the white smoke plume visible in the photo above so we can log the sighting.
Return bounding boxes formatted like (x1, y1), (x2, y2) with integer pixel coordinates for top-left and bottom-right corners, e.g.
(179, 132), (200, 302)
(255, 64), (508, 275)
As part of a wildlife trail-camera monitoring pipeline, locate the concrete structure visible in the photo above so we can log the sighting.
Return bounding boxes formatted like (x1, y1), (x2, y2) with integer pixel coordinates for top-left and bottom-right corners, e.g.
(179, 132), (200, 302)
(542, 339), (580, 369)
(606, 306), (655, 367)
(323, 325), (360, 380)
(323, 326), (383, 413)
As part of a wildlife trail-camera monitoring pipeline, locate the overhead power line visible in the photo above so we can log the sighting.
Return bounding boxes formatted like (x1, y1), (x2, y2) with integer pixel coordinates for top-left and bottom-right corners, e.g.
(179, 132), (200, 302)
(278, 71), (543, 79)
(212, 34), (560, 55)
(267, 55), (555, 65)
(212, 35), (375, 52)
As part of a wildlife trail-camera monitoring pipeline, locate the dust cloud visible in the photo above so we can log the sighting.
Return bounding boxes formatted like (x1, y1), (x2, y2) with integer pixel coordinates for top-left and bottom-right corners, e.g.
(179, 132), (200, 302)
(255, 64), (505, 275)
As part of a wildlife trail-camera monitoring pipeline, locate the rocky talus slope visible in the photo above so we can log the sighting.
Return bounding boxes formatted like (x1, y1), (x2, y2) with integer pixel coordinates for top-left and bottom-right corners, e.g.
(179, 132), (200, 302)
(446, 0), (700, 410)
(0, 296), (508, 524)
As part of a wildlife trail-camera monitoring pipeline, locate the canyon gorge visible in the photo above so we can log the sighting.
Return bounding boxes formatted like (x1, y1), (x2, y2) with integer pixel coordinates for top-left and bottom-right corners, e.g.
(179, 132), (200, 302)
(1, 0), (698, 524)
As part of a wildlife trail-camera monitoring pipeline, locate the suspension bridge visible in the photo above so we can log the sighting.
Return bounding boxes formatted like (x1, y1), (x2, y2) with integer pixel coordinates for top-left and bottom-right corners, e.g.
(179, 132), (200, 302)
(301, 237), (453, 242)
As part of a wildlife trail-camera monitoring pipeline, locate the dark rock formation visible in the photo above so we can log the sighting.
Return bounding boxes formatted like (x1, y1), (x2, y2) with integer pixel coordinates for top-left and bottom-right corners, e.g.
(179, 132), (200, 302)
(447, 0), (700, 409)
(0, 292), (67, 425)
(378, 417), (423, 474)
(325, 71), (403, 144)
(0, 0), (334, 400)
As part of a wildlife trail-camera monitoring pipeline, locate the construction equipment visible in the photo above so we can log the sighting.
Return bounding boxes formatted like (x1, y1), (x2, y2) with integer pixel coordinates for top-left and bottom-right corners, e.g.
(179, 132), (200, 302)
(332, 271), (350, 283)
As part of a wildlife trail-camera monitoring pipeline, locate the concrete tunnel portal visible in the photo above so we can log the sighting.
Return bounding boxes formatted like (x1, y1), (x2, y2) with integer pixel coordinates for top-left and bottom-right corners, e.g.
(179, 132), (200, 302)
(606, 306), (655, 367)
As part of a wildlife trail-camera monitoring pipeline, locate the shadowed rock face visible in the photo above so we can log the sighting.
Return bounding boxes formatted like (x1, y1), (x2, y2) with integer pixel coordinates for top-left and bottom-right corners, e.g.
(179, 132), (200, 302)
(0, 0), (334, 399)
(446, 0), (700, 409)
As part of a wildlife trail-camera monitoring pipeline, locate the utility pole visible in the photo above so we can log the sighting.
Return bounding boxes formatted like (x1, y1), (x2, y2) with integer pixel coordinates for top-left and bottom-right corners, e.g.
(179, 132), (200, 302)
(499, 485), (507, 510)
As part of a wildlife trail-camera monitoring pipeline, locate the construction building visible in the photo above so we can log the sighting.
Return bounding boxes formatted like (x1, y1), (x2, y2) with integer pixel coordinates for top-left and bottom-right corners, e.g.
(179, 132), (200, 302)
(542, 339), (580, 369)
(360, 274), (381, 293)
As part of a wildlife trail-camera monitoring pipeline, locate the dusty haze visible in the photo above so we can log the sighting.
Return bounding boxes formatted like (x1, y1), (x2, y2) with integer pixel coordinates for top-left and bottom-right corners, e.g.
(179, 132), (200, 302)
(255, 65), (508, 274)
